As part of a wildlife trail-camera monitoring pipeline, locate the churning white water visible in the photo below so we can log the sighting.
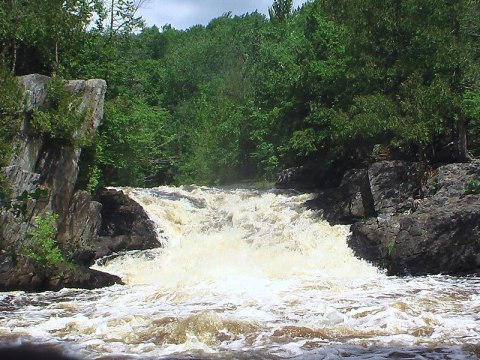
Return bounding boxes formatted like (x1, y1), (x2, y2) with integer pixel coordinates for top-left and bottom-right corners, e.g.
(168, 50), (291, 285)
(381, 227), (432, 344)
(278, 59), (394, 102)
(0, 186), (479, 359)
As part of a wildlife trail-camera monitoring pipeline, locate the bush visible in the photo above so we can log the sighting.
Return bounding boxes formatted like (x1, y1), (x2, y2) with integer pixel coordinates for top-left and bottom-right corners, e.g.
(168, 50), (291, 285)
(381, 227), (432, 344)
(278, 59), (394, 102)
(463, 179), (480, 195)
(24, 212), (65, 268)
(30, 77), (85, 143)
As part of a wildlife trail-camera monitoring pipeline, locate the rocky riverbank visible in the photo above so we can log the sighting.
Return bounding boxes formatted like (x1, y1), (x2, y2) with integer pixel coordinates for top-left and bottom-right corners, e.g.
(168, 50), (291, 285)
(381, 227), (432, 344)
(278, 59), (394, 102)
(0, 75), (160, 291)
(283, 160), (480, 275)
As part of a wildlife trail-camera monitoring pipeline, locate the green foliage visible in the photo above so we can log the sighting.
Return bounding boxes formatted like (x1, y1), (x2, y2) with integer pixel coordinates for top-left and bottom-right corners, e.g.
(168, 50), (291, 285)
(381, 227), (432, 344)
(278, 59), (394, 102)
(2, 0), (479, 187)
(105, 0), (145, 36)
(99, 95), (176, 186)
(176, 80), (244, 184)
(24, 212), (64, 268)
(0, 66), (21, 197)
(269, 0), (293, 23)
(76, 136), (103, 193)
(463, 179), (480, 195)
(386, 241), (395, 257)
(0, 0), (105, 75)
(464, 88), (480, 156)
(254, 178), (274, 190)
(85, 165), (101, 194)
(1, 188), (48, 218)
(30, 77), (85, 143)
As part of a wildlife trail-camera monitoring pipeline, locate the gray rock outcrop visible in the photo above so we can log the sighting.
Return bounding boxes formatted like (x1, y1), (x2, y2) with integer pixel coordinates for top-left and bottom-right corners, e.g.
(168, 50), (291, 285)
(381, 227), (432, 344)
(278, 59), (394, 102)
(0, 74), (118, 291)
(276, 161), (346, 190)
(367, 161), (425, 215)
(307, 160), (480, 275)
(306, 168), (375, 224)
(95, 187), (160, 259)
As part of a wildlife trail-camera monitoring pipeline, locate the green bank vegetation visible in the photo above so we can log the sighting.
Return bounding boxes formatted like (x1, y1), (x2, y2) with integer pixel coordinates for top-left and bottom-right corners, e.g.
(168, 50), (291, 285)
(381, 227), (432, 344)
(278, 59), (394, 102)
(0, 0), (479, 189)
(22, 212), (65, 268)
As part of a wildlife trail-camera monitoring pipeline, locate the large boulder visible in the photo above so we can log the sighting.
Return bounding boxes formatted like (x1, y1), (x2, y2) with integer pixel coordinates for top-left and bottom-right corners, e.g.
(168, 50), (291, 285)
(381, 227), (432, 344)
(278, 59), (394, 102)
(306, 160), (426, 224)
(0, 255), (122, 292)
(306, 169), (375, 224)
(348, 161), (480, 275)
(276, 161), (346, 190)
(95, 188), (161, 259)
(309, 160), (480, 275)
(367, 161), (426, 215)
(56, 191), (102, 265)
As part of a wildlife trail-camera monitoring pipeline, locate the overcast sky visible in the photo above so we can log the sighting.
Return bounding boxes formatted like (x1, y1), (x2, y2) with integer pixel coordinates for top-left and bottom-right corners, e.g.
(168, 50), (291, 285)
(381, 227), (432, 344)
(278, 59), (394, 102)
(138, 0), (307, 30)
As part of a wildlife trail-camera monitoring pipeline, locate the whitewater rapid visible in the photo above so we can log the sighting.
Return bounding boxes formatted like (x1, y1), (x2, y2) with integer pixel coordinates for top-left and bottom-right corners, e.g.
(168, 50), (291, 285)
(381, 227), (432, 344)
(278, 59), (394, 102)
(0, 185), (479, 359)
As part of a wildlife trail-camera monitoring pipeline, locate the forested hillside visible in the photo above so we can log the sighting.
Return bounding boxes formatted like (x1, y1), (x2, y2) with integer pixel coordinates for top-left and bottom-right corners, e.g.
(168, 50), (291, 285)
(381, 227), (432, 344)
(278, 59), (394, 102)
(1, 0), (479, 189)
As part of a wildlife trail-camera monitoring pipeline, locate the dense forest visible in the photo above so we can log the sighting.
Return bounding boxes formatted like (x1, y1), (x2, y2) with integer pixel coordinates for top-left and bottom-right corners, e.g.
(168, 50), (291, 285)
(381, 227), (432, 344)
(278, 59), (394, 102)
(1, 0), (480, 190)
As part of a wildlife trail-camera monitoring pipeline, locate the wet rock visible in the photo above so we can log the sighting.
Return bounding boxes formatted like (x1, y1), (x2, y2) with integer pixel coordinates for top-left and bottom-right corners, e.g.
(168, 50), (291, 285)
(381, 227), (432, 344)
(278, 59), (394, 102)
(95, 188), (161, 259)
(306, 169), (375, 224)
(0, 346), (77, 360)
(45, 265), (122, 291)
(367, 160), (426, 215)
(0, 255), (122, 292)
(0, 74), (120, 291)
(306, 161), (426, 224)
(276, 161), (345, 190)
(348, 161), (480, 275)
(305, 159), (480, 275)
(56, 191), (102, 265)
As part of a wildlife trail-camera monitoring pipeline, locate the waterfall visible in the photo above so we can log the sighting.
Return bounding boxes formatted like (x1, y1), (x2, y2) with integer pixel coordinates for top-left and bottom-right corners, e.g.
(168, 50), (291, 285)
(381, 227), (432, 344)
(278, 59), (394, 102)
(1, 185), (479, 359)
(95, 185), (379, 287)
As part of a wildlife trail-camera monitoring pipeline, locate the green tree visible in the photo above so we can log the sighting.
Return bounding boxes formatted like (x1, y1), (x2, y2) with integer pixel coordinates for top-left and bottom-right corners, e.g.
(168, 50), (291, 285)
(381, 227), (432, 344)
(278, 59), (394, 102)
(269, 0), (293, 23)
(24, 212), (64, 268)
(99, 95), (175, 186)
(105, 0), (145, 37)
(320, 0), (480, 161)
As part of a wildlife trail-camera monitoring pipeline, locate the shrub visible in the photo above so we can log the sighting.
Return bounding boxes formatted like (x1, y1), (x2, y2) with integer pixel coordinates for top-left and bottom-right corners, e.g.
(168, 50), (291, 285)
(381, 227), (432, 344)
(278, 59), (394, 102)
(463, 178), (480, 195)
(24, 212), (64, 268)
(30, 77), (85, 143)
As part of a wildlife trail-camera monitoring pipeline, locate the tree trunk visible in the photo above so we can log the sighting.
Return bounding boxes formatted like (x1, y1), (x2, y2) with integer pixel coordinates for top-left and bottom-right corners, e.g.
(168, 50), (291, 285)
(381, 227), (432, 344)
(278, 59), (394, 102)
(53, 41), (59, 75)
(11, 38), (17, 74)
(110, 0), (115, 39)
(454, 116), (471, 162)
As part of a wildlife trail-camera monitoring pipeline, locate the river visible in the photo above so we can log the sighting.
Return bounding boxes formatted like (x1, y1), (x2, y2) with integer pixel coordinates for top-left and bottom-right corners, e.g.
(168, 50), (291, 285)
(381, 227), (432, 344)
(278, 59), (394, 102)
(1, 186), (479, 359)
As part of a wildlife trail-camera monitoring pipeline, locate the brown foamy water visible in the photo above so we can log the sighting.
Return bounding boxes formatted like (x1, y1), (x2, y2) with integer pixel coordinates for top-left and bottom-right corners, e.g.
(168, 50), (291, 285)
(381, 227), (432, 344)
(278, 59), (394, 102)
(1, 186), (479, 359)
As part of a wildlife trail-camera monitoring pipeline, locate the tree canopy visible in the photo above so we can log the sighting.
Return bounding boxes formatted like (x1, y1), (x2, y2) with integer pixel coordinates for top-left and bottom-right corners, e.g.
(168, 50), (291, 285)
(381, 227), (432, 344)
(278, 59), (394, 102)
(1, 0), (479, 188)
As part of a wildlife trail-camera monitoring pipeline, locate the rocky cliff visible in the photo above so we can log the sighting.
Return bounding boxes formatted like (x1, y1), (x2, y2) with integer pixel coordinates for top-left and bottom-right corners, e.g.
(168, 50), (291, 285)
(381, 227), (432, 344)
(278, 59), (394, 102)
(0, 75), (160, 291)
(291, 160), (480, 276)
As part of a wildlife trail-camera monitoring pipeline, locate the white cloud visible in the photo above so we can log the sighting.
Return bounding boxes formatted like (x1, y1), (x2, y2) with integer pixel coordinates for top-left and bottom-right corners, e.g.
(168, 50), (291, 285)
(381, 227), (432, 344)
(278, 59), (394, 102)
(138, 0), (307, 30)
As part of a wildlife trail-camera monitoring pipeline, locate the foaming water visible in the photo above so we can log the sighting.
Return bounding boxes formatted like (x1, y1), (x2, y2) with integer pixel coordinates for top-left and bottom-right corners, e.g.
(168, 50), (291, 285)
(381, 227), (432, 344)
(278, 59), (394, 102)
(0, 186), (479, 359)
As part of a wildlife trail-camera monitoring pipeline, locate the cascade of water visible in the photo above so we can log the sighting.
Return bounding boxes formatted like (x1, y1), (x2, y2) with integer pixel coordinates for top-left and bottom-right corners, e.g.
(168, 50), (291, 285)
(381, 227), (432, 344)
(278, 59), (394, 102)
(1, 185), (479, 359)
(96, 186), (379, 288)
